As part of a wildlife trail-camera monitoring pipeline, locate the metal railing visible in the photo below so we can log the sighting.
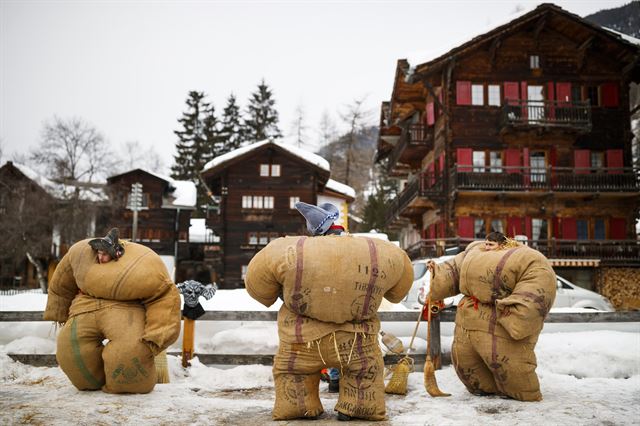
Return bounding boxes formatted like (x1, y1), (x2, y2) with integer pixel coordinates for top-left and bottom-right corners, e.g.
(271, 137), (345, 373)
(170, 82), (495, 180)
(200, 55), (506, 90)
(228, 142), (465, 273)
(502, 100), (592, 130)
(385, 171), (445, 226)
(386, 124), (434, 173)
(452, 166), (639, 192)
(405, 237), (640, 264)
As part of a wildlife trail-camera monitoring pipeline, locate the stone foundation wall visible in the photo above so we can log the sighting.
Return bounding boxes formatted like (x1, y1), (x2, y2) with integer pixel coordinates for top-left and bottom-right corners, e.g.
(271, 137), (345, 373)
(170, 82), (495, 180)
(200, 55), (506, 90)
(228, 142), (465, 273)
(595, 267), (640, 311)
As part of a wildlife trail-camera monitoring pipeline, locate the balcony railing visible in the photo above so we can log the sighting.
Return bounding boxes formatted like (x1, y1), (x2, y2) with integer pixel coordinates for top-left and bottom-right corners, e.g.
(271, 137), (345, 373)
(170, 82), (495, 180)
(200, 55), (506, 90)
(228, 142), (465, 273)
(385, 171), (445, 226)
(501, 100), (592, 131)
(386, 124), (434, 173)
(452, 166), (639, 192)
(405, 238), (640, 265)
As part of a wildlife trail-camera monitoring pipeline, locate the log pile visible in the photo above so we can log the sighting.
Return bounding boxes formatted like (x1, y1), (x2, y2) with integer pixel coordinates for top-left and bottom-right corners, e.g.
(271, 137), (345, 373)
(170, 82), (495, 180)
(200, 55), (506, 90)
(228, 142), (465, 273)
(596, 268), (640, 310)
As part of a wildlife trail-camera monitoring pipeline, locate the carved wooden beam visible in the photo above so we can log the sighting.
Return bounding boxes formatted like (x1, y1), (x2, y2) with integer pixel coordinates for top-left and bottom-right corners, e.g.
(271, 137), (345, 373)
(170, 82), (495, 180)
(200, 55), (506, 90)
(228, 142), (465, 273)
(421, 79), (448, 117)
(489, 37), (502, 70)
(534, 14), (547, 42)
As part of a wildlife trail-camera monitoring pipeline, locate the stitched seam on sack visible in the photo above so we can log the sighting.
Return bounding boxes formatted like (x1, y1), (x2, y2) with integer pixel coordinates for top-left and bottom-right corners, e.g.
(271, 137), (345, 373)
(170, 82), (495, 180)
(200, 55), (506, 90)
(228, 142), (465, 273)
(111, 251), (152, 298)
(70, 317), (102, 389)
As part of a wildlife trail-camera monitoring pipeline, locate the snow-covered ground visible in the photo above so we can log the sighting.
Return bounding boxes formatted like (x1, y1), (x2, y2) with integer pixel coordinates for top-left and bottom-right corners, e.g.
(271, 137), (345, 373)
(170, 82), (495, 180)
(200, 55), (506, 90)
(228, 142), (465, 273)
(1, 291), (639, 425)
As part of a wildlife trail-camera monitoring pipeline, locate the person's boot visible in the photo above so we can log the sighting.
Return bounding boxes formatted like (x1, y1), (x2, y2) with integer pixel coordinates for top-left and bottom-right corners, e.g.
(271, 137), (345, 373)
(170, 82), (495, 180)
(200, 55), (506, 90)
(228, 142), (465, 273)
(337, 411), (352, 421)
(328, 379), (339, 393)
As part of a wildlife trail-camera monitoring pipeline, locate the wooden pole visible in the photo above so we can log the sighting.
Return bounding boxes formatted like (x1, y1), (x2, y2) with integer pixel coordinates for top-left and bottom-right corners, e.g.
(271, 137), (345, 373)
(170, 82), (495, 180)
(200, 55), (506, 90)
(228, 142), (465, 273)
(181, 317), (196, 368)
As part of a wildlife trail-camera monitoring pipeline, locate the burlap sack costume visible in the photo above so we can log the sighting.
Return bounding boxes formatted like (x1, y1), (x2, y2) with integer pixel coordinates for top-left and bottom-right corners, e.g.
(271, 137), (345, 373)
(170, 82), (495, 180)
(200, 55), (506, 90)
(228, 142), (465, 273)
(245, 235), (413, 420)
(430, 241), (556, 401)
(43, 240), (181, 394)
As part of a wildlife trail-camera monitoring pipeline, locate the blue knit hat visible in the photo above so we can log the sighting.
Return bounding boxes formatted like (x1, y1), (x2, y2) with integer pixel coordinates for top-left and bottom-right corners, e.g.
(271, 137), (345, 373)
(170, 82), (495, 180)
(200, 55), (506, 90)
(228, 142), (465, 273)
(295, 202), (340, 236)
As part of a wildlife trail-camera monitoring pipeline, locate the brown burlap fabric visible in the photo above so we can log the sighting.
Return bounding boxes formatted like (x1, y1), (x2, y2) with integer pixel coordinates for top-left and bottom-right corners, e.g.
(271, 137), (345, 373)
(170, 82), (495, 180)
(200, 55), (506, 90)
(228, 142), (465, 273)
(430, 241), (556, 401)
(44, 240), (181, 393)
(246, 235), (413, 420)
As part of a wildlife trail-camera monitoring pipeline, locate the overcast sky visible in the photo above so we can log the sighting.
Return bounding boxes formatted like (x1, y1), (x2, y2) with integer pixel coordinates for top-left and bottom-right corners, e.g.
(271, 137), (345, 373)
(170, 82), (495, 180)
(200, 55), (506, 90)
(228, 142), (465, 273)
(0, 0), (630, 175)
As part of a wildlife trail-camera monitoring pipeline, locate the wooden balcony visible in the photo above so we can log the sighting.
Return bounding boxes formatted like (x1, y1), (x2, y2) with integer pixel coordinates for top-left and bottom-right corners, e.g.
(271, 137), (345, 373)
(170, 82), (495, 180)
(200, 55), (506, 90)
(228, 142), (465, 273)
(386, 124), (434, 175)
(501, 100), (591, 132)
(405, 238), (640, 266)
(385, 171), (445, 226)
(452, 166), (639, 193)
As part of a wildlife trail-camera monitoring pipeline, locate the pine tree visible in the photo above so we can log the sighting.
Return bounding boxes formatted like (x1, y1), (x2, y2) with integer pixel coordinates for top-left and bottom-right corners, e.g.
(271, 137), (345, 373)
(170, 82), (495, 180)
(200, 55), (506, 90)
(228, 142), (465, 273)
(361, 162), (399, 238)
(244, 79), (282, 142)
(171, 91), (220, 214)
(219, 94), (245, 152)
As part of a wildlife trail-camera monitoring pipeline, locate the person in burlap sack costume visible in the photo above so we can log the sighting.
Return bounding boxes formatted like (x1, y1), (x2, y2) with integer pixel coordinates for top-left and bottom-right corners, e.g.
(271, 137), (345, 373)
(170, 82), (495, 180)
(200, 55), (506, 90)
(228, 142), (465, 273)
(245, 202), (413, 421)
(427, 231), (556, 401)
(44, 228), (181, 394)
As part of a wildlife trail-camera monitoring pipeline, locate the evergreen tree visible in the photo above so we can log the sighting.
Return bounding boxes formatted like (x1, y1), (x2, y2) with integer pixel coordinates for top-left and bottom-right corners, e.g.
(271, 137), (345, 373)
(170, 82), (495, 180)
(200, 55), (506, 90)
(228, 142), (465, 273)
(171, 91), (220, 214)
(219, 94), (245, 152)
(361, 162), (398, 239)
(244, 79), (282, 142)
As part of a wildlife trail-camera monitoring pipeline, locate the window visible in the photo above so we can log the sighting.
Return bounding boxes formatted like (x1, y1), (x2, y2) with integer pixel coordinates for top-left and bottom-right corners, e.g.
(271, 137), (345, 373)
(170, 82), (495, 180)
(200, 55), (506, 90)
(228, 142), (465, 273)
(248, 232), (258, 245)
(489, 151), (502, 173)
(491, 219), (504, 234)
(289, 196), (300, 209)
(532, 219), (548, 241)
(577, 220), (588, 240)
(472, 84), (484, 105)
(586, 86), (599, 106)
(242, 195), (274, 209)
(571, 85), (582, 103)
(488, 85), (501, 106)
(530, 151), (546, 183)
(591, 152), (604, 172)
(474, 218), (486, 238)
(260, 164), (281, 176)
(259, 233), (269, 245)
(530, 55), (540, 69)
(241, 265), (248, 280)
(594, 219), (605, 240)
(473, 151), (486, 172)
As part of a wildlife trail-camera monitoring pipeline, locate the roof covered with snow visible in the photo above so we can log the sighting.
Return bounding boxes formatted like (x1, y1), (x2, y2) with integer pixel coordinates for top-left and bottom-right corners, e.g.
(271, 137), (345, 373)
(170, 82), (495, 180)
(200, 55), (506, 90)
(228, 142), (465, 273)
(201, 138), (331, 175)
(11, 162), (108, 202)
(108, 168), (197, 209)
(324, 178), (356, 199)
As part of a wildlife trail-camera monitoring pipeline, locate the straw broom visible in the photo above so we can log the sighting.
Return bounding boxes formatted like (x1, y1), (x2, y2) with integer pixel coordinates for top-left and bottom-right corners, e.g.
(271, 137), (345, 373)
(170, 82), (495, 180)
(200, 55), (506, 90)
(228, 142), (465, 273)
(154, 350), (170, 383)
(424, 297), (450, 397)
(383, 307), (424, 395)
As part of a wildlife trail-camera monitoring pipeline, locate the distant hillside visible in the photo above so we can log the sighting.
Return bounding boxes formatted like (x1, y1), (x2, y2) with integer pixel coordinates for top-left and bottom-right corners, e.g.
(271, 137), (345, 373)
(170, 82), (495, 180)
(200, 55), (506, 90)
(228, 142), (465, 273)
(584, 1), (640, 38)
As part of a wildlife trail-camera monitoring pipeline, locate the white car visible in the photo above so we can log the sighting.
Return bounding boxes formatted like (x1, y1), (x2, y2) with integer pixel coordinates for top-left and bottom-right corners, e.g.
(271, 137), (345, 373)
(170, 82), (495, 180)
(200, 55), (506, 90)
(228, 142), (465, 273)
(403, 256), (615, 312)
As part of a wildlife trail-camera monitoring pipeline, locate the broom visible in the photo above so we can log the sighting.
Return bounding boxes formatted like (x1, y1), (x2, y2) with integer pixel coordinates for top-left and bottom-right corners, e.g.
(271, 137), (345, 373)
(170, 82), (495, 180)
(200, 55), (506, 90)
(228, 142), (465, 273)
(383, 308), (423, 395)
(154, 350), (170, 384)
(424, 297), (450, 397)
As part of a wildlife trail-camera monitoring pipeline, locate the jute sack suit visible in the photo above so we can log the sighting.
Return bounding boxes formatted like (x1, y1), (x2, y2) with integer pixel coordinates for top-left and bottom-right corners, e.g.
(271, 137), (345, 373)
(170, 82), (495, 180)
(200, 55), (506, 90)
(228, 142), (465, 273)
(44, 240), (181, 393)
(246, 235), (413, 420)
(430, 241), (556, 401)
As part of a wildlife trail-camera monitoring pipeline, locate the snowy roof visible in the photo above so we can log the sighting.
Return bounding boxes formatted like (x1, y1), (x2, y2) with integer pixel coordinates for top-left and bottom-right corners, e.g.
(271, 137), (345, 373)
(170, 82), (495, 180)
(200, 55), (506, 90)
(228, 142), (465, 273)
(405, 4), (640, 74)
(324, 178), (356, 199)
(201, 138), (331, 174)
(108, 168), (197, 209)
(11, 162), (108, 202)
(189, 218), (220, 243)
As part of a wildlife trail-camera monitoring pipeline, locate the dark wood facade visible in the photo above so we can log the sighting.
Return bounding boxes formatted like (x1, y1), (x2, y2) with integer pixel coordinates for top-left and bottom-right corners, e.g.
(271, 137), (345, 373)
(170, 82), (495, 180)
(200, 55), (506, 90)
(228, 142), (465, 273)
(105, 169), (195, 265)
(201, 141), (353, 289)
(377, 4), (640, 280)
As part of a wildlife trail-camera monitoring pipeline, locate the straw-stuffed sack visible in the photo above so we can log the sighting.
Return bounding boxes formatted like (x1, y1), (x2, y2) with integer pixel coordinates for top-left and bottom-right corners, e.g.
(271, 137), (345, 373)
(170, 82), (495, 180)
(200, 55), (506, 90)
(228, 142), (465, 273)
(44, 240), (181, 393)
(430, 242), (556, 401)
(384, 356), (414, 395)
(246, 235), (413, 420)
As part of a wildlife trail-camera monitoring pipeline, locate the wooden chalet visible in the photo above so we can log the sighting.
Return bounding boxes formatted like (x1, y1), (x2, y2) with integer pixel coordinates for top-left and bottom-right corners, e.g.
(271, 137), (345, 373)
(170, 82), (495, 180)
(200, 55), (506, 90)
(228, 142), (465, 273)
(105, 169), (196, 279)
(0, 161), (109, 289)
(200, 139), (355, 289)
(376, 4), (640, 292)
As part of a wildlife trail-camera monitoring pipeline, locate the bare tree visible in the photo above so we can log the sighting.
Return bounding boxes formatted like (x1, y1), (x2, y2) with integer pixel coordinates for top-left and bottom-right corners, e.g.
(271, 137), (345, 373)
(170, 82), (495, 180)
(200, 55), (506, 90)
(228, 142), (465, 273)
(289, 103), (308, 148)
(119, 141), (165, 173)
(31, 116), (116, 183)
(339, 97), (372, 185)
(317, 110), (338, 149)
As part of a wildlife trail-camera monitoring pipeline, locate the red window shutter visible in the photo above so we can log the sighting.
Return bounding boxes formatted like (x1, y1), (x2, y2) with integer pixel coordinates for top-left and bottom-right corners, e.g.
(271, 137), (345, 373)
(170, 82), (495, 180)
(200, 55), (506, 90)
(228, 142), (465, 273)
(456, 81), (471, 105)
(556, 82), (571, 106)
(547, 82), (556, 119)
(457, 148), (473, 172)
(574, 149), (591, 174)
(504, 82), (520, 104)
(522, 147), (530, 185)
(505, 149), (521, 174)
(606, 149), (623, 174)
(427, 162), (435, 186)
(428, 224), (436, 239)
(549, 147), (557, 166)
(520, 81), (529, 119)
(438, 220), (446, 238)
(552, 217), (560, 239)
(426, 102), (435, 125)
(457, 216), (474, 238)
(507, 217), (523, 237)
(601, 83), (619, 107)
(562, 218), (577, 240)
(610, 218), (626, 239)
(438, 152), (445, 173)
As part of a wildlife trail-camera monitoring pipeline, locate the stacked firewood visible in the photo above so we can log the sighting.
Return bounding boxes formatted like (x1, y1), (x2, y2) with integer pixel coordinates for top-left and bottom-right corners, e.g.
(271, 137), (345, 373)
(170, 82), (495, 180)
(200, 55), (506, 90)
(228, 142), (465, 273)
(597, 268), (640, 310)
